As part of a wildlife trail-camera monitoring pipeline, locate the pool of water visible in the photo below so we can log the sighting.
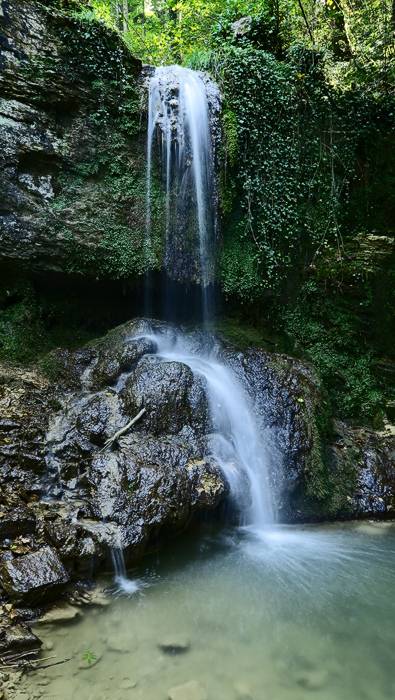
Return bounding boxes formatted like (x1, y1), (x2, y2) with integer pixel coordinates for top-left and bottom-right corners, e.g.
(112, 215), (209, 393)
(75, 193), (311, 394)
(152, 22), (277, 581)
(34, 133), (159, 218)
(24, 522), (395, 700)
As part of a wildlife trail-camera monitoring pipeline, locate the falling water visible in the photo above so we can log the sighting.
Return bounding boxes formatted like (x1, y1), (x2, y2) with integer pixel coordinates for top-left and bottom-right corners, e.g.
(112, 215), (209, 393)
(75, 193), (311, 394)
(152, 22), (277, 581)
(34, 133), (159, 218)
(111, 546), (141, 596)
(136, 329), (274, 527)
(114, 64), (275, 589)
(146, 66), (218, 324)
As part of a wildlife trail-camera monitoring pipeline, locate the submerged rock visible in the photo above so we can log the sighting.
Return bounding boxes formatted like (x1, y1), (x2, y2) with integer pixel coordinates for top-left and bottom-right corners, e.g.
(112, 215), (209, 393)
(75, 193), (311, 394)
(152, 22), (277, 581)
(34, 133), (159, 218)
(168, 680), (207, 700)
(159, 635), (190, 654)
(36, 603), (80, 625)
(0, 546), (69, 603)
(296, 668), (329, 690)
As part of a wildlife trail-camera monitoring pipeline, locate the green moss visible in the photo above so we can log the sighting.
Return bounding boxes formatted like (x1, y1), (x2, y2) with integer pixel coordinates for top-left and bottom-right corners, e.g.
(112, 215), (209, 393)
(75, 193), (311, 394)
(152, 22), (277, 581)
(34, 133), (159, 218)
(47, 127), (165, 279)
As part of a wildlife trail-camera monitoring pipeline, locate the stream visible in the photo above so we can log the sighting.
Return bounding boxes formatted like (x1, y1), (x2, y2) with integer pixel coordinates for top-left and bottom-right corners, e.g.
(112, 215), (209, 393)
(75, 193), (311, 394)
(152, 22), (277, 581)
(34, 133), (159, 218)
(24, 522), (395, 700)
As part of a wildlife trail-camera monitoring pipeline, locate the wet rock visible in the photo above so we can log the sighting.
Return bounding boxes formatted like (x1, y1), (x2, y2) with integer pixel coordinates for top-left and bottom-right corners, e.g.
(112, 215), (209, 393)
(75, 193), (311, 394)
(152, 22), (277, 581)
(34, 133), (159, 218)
(0, 508), (36, 540)
(106, 634), (136, 654)
(159, 634), (190, 654)
(36, 603), (80, 625)
(0, 623), (42, 657)
(75, 393), (114, 446)
(91, 337), (156, 389)
(0, 546), (69, 603)
(328, 421), (395, 518)
(168, 680), (207, 700)
(84, 587), (111, 607)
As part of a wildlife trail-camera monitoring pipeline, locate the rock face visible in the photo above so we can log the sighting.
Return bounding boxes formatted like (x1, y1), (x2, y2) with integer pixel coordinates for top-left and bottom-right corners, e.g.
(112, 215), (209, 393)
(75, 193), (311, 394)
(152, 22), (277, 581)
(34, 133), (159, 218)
(328, 421), (395, 517)
(0, 0), (162, 281)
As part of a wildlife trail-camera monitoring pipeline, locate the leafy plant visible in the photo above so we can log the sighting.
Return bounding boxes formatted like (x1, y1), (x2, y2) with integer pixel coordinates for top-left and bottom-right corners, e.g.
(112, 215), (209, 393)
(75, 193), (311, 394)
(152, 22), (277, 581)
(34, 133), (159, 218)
(81, 649), (97, 665)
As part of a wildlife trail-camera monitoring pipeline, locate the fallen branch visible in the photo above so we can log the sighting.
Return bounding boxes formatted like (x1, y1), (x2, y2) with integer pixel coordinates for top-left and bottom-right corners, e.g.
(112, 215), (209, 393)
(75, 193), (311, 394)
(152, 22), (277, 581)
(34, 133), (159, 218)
(0, 649), (38, 666)
(29, 656), (72, 672)
(99, 408), (146, 452)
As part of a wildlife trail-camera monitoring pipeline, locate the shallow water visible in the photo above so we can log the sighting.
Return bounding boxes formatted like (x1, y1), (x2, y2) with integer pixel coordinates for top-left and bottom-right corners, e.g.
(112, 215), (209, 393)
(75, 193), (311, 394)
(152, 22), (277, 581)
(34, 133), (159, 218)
(25, 522), (395, 700)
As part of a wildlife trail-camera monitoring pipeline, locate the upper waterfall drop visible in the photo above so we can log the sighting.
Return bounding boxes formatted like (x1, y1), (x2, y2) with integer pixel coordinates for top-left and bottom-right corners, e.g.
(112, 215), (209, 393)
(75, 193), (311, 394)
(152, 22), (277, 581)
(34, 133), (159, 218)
(146, 65), (220, 324)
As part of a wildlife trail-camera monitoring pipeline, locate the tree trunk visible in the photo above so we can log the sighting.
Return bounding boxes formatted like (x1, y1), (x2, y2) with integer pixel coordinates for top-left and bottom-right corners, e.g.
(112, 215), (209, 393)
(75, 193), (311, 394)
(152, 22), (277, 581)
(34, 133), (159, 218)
(123, 0), (129, 33)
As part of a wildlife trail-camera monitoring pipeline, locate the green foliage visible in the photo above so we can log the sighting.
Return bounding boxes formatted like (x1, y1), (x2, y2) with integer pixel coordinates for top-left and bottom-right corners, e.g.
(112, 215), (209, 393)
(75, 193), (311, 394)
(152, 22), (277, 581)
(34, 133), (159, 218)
(216, 43), (390, 299)
(281, 278), (384, 423)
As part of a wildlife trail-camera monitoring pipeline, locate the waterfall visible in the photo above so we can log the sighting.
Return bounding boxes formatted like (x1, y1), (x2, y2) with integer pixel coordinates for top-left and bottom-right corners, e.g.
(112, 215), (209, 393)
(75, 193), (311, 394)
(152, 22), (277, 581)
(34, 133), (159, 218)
(146, 66), (219, 324)
(134, 65), (274, 560)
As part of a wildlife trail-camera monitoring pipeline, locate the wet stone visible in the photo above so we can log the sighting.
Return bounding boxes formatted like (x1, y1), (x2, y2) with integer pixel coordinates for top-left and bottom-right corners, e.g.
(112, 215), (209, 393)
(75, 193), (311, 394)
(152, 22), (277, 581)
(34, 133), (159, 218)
(106, 634), (135, 654)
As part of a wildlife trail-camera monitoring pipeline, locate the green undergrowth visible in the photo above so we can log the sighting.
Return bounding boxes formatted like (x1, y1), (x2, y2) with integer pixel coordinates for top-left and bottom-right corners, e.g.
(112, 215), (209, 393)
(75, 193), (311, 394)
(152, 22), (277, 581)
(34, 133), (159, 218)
(0, 281), (96, 366)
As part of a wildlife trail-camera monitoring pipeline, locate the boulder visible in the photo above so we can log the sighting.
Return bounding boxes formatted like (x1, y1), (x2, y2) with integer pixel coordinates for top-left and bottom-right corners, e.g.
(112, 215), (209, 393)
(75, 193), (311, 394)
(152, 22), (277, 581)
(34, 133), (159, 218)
(122, 356), (209, 435)
(0, 546), (69, 603)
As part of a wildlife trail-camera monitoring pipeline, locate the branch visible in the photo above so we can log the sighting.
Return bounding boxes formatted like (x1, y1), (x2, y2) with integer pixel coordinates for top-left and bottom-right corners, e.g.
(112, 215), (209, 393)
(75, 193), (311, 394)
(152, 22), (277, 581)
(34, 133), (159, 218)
(99, 408), (146, 452)
(30, 656), (72, 672)
(297, 0), (315, 45)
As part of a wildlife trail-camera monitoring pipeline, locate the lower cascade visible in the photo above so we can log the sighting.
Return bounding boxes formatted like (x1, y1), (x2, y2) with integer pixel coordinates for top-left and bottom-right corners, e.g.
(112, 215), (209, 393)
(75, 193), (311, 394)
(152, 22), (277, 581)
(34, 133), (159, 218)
(137, 328), (274, 527)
